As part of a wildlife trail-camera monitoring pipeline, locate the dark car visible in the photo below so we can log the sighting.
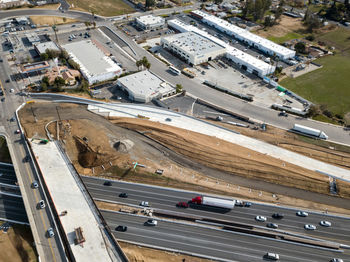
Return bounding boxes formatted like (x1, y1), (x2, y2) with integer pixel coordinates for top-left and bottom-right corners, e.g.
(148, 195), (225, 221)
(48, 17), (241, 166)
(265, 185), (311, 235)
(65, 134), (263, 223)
(176, 202), (189, 208)
(115, 225), (127, 232)
(272, 213), (284, 219)
(244, 202), (252, 207)
(1, 98), (4, 102)
(103, 181), (112, 186)
(5, 79), (10, 83)
(266, 223), (278, 229)
(23, 155), (30, 162)
(119, 193), (128, 198)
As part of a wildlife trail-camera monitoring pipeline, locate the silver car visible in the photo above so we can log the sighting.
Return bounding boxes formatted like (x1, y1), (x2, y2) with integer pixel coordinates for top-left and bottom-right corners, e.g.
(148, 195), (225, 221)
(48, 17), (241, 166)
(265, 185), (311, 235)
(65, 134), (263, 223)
(304, 224), (316, 230)
(320, 220), (331, 227)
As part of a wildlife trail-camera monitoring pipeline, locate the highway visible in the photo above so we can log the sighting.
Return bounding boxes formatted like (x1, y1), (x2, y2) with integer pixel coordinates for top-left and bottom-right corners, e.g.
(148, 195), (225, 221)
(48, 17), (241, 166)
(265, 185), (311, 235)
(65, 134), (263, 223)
(0, 54), (67, 261)
(82, 176), (350, 245)
(103, 211), (350, 262)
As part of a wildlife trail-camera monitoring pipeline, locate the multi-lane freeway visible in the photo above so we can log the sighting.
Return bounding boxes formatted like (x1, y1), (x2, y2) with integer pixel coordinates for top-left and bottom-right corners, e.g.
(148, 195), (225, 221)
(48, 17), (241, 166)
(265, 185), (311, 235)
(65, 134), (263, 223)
(103, 211), (350, 262)
(82, 176), (350, 246)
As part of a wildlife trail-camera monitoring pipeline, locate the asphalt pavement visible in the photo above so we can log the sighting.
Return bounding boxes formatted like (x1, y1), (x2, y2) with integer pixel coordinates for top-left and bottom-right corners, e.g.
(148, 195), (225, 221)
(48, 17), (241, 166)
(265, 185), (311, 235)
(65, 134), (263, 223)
(82, 176), (350, 246)
(103, 211), (350, 262)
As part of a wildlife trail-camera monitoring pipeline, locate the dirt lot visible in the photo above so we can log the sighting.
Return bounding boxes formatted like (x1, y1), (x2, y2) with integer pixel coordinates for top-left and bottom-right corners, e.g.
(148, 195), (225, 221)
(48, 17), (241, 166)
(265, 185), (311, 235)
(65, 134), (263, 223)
(18, 103), (350, 211)
(0, 224), (37, 262)
(29, 16), (78, 26)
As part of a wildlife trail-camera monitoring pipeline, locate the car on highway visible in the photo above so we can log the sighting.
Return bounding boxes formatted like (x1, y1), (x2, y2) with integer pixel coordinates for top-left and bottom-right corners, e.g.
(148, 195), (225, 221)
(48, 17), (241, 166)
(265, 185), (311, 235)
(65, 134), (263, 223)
(10, 88), (14, 93)
(10, 117), (15, 122)
(304, 224), (316, 230)
(296, 211), (308, 217)
(244, 202), (252, 207)
(39, 200), (45, 209)
(1, 98), (4, 102)
(5, 79), (10, 83)
(47, 228), (55, 238)
(176, 202), (189, 208)
(24, 155), (30, 162)
(266, 223), (278, 229)
(32, 181), (38, 189)
(140, 201), (150, 207)
(144, 219), (157, 226)
(235, 200), (244, 207)
(330, 259), (343, 262)
(264, 252), (279, 260)
(103, 181), (112, 186)
(119, 192), (128, 198)
(272, 213), (284, 219)
(15, 129), (20, 134)
(320, 220), (332, 227)
(255, 215), (267, 222)
(115, 225), (127, 232)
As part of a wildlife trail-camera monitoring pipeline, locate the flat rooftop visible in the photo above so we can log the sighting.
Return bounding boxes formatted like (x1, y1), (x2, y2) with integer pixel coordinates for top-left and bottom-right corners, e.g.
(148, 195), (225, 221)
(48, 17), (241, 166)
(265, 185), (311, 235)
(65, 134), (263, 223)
(30, 141), (114, 262)
(118, 70), (174, 98)
(136, 15), (164, 26)
(63, 40), (121, 78)
(192, 10), (295, 57)
(35, 41), (60, 54)
(162, 31), (225, 56)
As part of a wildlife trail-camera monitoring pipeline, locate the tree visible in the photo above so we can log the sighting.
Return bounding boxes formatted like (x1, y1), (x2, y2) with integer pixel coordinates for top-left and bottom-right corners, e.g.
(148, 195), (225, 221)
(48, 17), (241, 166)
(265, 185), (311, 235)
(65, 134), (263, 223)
(136, 57), (151, 70)
(68, 58), (80, 70)
(214, 0), (223, 4)
(45, 49), (60, 59)
(253, 0), (263, 21)
(78, 79), (89, 92)
(53, 76), (65, 92)
(42, 76), (50, 86)
(145, 0), (155, 8)
(176, 84), (183, 93)
(275, 0), (284, 21)
(294, 42), (306, 54)
(40, 53), (49, 61)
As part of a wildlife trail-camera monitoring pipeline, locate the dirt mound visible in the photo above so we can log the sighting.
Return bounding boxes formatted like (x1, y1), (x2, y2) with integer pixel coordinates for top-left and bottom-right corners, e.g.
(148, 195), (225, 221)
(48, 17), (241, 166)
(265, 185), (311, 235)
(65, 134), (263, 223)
(114, 139), (134, 153)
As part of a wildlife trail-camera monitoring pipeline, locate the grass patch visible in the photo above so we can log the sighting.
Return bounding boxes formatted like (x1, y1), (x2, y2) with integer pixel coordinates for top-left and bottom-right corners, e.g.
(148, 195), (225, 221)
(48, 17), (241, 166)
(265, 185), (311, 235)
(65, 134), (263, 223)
(0, 136), (11, 163)
(268, 32), (304, 44)
(67, 0), (135, 17)
(281, 27), (350, 117)
(296, 134), (350, 154)
(182, 9), (192, 13)
(29, 16), (78, 26)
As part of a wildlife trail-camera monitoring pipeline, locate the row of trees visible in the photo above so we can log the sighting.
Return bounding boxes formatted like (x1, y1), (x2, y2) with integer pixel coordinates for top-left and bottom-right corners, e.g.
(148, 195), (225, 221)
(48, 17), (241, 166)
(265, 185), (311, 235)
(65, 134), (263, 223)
(242, 0), (272, 22)
(136, 56), (151, 70)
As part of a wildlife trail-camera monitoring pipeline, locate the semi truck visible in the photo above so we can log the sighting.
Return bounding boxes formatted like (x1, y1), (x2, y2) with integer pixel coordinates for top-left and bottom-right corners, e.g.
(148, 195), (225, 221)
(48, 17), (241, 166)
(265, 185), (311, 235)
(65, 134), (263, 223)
(191, 196), (235, 209)
(292, 124), (328, 140)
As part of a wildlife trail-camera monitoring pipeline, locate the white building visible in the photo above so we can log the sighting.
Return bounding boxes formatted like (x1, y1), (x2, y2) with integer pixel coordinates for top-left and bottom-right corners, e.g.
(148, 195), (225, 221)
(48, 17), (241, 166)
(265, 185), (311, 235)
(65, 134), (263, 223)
(168, 19), (275, 77)
(26, 33), (41, 45)
(135, 15), (165, 30)
(35, 41), (60, 56)
(161, 31), (226, 65)
(191, 10), (295, 60)
(117, 70), (176, 103)
(63, 40), (122, 85)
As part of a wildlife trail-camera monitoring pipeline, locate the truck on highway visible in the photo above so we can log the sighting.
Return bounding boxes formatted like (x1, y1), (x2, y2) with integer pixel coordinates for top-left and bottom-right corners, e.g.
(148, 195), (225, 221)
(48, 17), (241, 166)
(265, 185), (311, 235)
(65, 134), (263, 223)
(292, 124), (328, 140)
(190, 196), (235, 209)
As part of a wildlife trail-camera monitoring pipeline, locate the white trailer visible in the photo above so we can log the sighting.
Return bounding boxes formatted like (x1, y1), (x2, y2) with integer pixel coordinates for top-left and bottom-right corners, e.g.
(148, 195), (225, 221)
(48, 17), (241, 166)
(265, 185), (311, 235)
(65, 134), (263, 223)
(191, 196), (235, 209)
(292, 124), (328, 139)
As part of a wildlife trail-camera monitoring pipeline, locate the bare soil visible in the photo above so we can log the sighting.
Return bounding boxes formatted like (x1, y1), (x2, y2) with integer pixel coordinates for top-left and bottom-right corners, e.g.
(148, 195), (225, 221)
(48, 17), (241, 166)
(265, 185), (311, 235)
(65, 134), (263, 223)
(0, 224), (37, 262)
(29, 16), (78, 26)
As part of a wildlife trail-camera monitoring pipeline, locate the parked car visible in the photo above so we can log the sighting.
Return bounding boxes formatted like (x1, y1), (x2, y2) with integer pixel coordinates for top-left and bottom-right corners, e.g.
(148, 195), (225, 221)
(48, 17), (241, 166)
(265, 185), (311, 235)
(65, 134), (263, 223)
(103, 181), (112, 186)
(32, 181), (38, 189)
(119, 193), (128, 198)
(266, 223), (278, 229)
(272, 213), (284, 219)
(140, 201), (150, 207)
(304, 224), (316, 230)
(320, 221), (331, 227)
(144, 219), (157, 226)
(176, 202), (189, 208)
(255, 215), (267, 222)
(47, 228), (55, 238)
(296, 211), (308, 217)
(39, 200), (45, 209)
(264, 252), (280, 260)
(115, 225), (127, 232)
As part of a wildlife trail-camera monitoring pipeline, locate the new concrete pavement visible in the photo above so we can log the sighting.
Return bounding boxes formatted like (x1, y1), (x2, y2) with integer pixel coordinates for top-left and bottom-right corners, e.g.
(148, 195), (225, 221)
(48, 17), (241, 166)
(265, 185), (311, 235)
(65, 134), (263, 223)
(82, 177), (350, 245)
(104, 211), (350, 262)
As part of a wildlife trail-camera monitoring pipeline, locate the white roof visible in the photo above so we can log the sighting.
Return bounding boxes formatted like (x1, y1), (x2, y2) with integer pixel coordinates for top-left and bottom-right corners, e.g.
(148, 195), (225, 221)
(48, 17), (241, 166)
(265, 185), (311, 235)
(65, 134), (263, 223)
(63, 40), (121, 78)
(192, 10), (295, 58)
(35, 41), (60, 54)
(118, 70), (174, 99)
(162, 31), (225, 56)
(136, 15), (164, 26)
(168, 19), (272, 72)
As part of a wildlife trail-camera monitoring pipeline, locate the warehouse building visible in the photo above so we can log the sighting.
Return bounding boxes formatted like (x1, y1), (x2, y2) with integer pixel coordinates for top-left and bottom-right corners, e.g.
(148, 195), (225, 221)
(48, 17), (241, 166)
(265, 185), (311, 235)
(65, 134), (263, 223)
(161, 31), (226, 65)
(135, 15), (165, 30)
(117, 70), (176, 103)
(190, 10), (295, 60)
(35, 41), (60, 55)
(26, 33), (41, 45)
(63, 40), (122, 84)
(167, 19), (275, 76)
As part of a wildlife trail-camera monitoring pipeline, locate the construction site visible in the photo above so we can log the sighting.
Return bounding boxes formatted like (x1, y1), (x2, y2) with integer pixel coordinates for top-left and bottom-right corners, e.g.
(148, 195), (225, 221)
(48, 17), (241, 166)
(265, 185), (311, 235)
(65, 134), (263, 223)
(18, 102), (350, 211)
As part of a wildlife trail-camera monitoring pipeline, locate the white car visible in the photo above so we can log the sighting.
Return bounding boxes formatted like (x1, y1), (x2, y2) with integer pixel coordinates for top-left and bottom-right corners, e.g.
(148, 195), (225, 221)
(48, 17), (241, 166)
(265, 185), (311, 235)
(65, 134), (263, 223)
(47, 228), (55, 238)
(264, 252), (279, 260)
(296, 211), (308, 217)
(304, 224), (316, 230)
(39, 200), (45, 209)
(330, 259), (343, 262)
(320, 220), (332, 227)
(140, 201), (150, 207)
(145, 219), (157, 226)
(255, 215), (267, 222)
